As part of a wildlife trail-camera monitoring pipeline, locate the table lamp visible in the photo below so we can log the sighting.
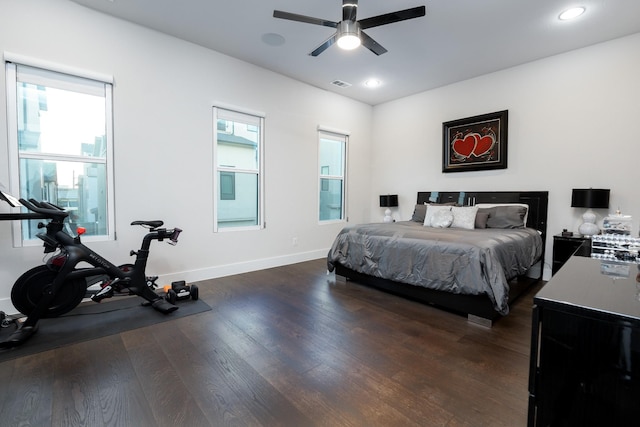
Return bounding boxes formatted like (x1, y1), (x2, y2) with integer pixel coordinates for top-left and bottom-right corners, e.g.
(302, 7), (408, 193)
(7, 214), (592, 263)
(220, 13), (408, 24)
(379, 195), (398, 223)
(571, 188), (610, 236)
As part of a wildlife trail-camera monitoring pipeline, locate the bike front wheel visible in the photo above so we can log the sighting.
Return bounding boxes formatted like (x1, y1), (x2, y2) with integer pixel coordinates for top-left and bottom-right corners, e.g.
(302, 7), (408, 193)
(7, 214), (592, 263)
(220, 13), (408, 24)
(11, 265), (87, 318)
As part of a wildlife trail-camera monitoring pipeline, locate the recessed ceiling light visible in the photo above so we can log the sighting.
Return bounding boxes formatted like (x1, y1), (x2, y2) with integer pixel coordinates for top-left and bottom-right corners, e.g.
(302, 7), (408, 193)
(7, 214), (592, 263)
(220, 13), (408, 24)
(559, 7), (586, 20)
(364, 79), (381, 88)
(261, 33), (286, 47)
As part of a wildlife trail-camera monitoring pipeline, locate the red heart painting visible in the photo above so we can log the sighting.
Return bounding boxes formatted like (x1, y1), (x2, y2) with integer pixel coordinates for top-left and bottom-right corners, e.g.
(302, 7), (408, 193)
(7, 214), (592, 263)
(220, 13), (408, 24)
(452, 133), (478, 158)
(452, 132), (495, 159)
(472, 134), (495, 157)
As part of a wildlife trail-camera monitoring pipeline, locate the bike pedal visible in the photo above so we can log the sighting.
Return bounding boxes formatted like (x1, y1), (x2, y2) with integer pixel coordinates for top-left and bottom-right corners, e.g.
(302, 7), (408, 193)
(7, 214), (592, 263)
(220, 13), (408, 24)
(90, 284), (115, 302)
(146, 276), (159, 289)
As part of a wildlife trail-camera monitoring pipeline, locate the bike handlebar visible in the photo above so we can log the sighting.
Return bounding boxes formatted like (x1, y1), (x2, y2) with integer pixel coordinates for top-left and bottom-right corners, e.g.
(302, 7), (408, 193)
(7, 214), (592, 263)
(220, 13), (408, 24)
(20, 197), (182, 246)
(169, 228), (182, 245)
(20, 198), (69, 220)
(131, 221), (182, 245)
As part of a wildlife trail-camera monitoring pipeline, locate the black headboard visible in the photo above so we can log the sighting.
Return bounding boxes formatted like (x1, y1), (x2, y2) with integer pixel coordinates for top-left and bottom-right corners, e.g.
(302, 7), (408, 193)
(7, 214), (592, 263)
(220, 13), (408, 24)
(417, 191), (549, 273)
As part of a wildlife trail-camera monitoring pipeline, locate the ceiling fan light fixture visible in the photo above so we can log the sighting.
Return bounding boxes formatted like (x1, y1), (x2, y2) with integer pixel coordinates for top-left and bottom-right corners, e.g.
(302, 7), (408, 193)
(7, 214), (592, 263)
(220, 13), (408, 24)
(337, 20), (361, 50)
(337, 34), (361, 50)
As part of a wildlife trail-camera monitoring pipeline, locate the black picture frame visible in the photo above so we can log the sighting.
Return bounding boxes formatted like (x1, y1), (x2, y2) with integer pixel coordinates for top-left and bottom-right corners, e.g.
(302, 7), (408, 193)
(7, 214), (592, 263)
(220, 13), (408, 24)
(442, 110), (508, 173)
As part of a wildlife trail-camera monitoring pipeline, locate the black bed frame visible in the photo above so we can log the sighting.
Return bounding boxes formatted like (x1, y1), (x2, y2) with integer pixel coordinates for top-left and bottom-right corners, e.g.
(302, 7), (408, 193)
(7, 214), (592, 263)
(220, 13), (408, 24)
(333, 191), (549, 326)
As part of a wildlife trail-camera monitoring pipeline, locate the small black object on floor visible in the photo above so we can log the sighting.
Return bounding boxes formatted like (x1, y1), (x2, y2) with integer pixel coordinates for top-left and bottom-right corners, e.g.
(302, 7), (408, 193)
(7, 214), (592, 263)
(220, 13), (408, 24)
(0, 296), (211, 363)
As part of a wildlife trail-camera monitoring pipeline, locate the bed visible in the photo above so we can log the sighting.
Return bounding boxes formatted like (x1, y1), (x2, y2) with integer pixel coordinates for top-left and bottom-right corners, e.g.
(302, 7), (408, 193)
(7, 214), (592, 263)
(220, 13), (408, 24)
(327, 191), (548, 326)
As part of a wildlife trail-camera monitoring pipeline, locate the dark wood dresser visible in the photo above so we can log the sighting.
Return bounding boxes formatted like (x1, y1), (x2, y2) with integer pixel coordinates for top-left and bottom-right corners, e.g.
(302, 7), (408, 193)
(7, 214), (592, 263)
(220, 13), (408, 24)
(528, 255), (640, 426)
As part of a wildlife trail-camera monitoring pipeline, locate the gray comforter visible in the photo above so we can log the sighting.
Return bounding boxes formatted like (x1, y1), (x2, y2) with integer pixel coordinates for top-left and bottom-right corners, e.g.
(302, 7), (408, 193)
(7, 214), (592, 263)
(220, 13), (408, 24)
(327, 221), (543, 315)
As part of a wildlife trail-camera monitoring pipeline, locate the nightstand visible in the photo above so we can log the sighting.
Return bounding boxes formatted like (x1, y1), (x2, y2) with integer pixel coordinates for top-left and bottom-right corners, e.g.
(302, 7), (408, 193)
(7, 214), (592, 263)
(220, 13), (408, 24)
(552, 233), (590, 275)
(529, 256), (640, 426)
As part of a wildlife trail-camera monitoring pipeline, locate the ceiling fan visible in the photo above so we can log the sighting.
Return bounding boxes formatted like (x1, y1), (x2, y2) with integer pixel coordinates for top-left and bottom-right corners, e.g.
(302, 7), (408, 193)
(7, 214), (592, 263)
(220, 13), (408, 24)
(273, 1), (426, 56)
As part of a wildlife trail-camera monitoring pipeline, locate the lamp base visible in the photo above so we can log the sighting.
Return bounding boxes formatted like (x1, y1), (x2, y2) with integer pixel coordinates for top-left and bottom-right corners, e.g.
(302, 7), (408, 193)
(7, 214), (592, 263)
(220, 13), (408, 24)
(578, 209), (599, 236)
(383, 208), (393, 223)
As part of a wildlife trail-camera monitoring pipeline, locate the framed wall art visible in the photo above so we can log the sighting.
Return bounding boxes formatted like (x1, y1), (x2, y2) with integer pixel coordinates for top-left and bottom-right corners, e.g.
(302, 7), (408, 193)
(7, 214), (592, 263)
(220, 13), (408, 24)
(442, 110), (508, 173)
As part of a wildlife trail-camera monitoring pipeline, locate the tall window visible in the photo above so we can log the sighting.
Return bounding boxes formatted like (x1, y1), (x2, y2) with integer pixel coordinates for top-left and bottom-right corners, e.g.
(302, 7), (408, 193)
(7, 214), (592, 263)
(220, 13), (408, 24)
(5, 62), (114, 244)
(213, 107), (264, 231)
(319, 130), (347, 222)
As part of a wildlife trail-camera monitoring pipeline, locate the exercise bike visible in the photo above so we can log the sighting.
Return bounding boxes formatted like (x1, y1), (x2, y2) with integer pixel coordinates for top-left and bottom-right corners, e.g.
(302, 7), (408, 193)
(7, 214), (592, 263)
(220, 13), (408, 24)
(0, 190), (182, 348)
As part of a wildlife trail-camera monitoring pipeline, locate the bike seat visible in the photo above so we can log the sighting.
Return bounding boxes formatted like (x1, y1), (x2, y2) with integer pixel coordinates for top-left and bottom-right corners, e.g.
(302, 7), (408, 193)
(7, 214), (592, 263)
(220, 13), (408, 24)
(131, 220), (164, 228)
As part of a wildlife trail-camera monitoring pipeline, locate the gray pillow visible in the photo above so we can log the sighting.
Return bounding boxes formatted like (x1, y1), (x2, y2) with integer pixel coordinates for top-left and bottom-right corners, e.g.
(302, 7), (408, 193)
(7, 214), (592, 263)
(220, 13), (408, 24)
(411, 204), (427, 222)
(486, 206), (527, 229)
(475, 211), (490, 229)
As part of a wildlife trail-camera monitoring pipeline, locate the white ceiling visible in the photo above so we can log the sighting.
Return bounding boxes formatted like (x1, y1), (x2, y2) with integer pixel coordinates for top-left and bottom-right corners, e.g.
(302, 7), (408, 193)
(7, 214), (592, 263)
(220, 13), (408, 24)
(70, 0), (640, 105)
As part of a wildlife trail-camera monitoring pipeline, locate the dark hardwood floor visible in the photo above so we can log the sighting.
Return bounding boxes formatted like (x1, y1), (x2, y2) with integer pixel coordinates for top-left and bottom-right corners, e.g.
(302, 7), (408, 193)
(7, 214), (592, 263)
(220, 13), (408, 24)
(0, 259), (543, 426)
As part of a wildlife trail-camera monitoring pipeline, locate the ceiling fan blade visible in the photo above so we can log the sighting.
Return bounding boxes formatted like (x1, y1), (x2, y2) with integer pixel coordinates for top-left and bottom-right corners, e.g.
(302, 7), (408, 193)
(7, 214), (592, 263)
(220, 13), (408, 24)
(310, 33), (338, 56)
(360, 31), (387, 56)
(342, 0), (358, 22)
(359, 6), (426, 30)
(273, 10), (338, 28)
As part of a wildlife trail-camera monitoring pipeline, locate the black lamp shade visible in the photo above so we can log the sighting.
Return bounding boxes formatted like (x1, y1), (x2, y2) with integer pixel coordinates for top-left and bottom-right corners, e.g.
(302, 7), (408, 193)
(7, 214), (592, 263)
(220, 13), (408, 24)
(571, 189), (610, 209)
(379, 194), (398, 208)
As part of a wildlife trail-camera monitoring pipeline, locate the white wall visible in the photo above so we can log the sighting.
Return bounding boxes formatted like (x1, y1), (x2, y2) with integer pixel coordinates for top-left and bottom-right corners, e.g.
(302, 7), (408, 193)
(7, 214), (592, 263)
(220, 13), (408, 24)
(0, 0), (373, 312)
(371, 32), (640, 279)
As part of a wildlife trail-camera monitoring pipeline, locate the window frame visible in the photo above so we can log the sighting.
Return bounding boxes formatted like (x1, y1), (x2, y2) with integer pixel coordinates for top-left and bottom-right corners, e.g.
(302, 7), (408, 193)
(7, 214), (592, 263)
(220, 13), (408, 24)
(318, 128), (348, 224)
(212, 105), (265, 232)
(5, 59), (115, 246)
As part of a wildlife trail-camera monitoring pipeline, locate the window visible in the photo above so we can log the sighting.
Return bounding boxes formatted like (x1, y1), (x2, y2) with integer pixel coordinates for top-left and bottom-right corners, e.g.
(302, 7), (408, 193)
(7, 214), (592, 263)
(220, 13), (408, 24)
(213, 107), (264, 231)
(5, 62), (114, 244)
(318, 130), (347, 222)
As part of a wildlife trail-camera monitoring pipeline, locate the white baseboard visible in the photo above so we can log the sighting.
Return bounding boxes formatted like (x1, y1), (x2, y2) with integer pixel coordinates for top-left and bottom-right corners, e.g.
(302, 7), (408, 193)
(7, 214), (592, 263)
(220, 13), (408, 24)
(159, 249), (328, 285)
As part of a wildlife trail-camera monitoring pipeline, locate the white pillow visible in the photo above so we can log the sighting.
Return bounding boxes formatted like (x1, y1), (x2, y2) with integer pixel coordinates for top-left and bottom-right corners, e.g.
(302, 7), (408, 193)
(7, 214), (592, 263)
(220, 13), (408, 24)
(423, 205), (452, 227)
(474, 203), (529, 227)
(451, 206), (479, 230)
(431, 209), (454, 228)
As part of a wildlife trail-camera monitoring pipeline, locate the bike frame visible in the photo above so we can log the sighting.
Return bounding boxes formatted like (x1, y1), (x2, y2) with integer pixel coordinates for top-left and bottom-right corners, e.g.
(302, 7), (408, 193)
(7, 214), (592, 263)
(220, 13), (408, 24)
(46, 225), (175, 303)
(2, 194), (182, 338)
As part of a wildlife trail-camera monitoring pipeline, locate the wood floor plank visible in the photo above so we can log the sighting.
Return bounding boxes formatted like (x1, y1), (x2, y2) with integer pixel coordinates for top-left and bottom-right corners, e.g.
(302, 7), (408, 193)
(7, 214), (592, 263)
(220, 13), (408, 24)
(158, 317), (266, 427)
(87, 334), (156, 426)
(1, 351), (55, 426)
(0, 357), (15, 415)
(51, 340), (105, 426)
(121, 326), (211, 427)
(175, 316), (315, 426)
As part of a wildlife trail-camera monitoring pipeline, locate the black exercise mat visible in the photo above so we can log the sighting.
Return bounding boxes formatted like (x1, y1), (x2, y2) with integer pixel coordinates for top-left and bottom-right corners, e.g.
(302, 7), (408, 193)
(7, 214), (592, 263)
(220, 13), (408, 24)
(0, 296), (211, 363)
